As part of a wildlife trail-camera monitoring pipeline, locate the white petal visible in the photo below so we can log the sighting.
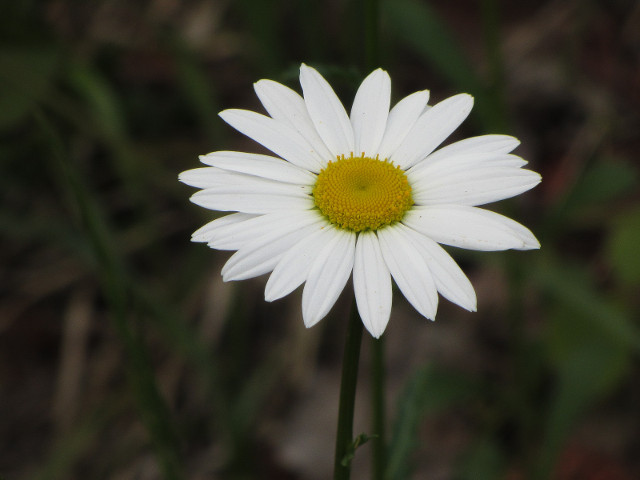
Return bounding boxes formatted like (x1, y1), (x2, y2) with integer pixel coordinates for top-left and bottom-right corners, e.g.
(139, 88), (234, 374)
(221, 216), (325, 281)
(302, 229), (356, 328)
(265, 225), (336, 302)
(253, 80), (334, 161)
(412, 167), (542, 206)
(181, 166), (311, 190)
(376, 90), (430, 160)
(299, 64), (354, 156)
(200, 151), (316, 185)
(350, 69), (391, 157)
(377, 226), (438, 320)
(423, 134), (520, 164)
(192, 190), (312, 215)
(408, 152), (528, 183)
(190, 173), (313, 214)
(390, 94), (474, 169)
(403, 205), (540, 251)
(398, 223), (476, 311)
(191, 213), (256, 243)
(353, 231), (392, 338)
(179, 167), (228, 188)
(207, 211), (321, 251)
(219, 109), (323, 172)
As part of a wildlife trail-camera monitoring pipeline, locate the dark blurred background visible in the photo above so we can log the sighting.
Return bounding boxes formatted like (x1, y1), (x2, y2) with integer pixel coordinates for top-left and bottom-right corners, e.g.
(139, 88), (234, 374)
(1, 0), (639, 479)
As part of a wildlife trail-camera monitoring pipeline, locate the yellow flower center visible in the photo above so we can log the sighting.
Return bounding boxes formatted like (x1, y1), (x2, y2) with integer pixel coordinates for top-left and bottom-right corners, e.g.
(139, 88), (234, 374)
(313, 154), (414, 232)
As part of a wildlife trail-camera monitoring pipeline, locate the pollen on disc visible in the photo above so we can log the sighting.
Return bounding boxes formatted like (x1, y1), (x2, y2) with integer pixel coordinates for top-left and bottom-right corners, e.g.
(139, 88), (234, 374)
(312, 154), (414, 232)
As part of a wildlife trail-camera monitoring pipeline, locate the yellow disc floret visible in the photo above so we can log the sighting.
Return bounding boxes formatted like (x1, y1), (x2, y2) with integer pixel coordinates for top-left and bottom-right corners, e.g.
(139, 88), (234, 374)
(313, 154), (414, 232)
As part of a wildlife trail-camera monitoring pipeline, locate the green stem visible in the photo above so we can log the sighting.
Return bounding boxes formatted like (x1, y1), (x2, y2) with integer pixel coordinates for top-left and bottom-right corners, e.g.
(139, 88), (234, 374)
(333, 301), (364, 480)
(363, 0), (386, 476)
(371, 337), (386, 480)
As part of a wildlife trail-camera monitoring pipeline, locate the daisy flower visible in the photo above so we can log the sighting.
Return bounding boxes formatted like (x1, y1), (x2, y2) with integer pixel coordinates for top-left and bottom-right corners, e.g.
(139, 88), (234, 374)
(180, 64), (540, 338)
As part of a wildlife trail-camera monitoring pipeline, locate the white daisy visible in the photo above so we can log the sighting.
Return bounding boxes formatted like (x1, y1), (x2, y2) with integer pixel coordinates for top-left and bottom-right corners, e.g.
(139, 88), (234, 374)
(180, 64), (540, 338)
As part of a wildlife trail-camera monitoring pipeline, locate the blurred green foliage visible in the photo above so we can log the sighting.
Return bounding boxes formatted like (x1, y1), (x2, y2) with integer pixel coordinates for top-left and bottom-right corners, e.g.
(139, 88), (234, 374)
(1, 0), (639, 479)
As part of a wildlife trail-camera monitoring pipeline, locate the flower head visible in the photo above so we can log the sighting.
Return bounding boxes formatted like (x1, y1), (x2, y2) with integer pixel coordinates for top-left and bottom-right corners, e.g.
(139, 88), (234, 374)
(180, 64), (540, 338)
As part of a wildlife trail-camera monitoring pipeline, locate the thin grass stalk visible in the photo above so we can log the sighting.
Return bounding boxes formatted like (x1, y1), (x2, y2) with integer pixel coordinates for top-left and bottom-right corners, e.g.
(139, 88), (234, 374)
(35, 110), (183, 480)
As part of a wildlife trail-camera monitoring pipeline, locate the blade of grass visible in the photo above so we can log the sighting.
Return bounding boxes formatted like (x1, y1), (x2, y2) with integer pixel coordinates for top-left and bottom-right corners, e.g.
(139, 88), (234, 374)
(65, 62), (142, 194)
(535, 300), (631, 480)
(35, 110), (183, 480)
(32, 394), (130, 480)
(382, 0), (500, 129)
(234, 0), (284, 73)
(0, 46), (59, 130)
(387, 364), (476, 480)
(130, 281), (236, 445)
(480, 0), (507, 131)
(533, 255), (640, 353)
(167, 33), (221, 144)
(383, 0), (480, 89)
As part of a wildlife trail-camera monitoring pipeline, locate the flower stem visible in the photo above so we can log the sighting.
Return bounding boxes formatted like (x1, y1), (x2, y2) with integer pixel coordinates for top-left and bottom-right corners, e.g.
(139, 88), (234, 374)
(334, 301), (364, 480)
(371, 336), (386, 479)
(363, 0), (386, 476)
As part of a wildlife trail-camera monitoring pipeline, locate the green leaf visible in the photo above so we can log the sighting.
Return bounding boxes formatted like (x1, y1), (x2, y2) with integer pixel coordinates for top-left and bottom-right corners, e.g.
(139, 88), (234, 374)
(65, 61), (126, 142)
(0, 46), (59, 130)
(382, 0), (499, 128)
(533, 256), (640, 353)
(565, 159), (638, 211)
(533, 302), (631, 480)
(383, 0), (481, 93)
(607, 205), (640, 285)
(64, 61), (146, 204)
(532, 257), (634, 479)
(457, 438), (506, 480)
(168, 34), (221, 142)
(341, 433), (379, 467)
(387, 364), (476, 480)
(547, 305), (630, 403)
